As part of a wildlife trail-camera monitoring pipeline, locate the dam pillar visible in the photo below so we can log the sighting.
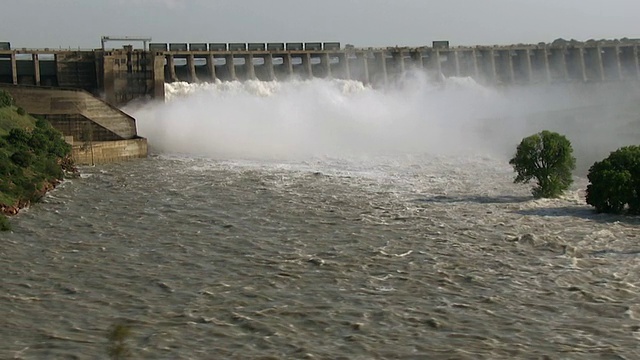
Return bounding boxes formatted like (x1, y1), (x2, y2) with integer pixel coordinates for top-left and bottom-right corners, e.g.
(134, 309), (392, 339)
(337, 53), (351, 80)
(226, 55), (237, 80)
(207, 54), (217, 82)
(434, 50), (443, 76)
(507, 51), (515, 83)
(359, 52), (370, 84)
(453, 50), (461, 77)
(187, 54), (198, 82)
(322, 53), (332, 78)
(302, 53), (313, 79)
(525, 49), (533, 81)
(33, 54), (41, 86)
(10, 53), (17, 85)
(265, 54), (276, 81)
(593, 46), (605, 81)
(167, 55), (178, 82)
(153, 55), (165, 101)
(541, 48), (551, 82)
(374, 51), (388, 86)
(488, 50), (497, 82)
(393, 51), (406, 75)
(283, 53), (294, 78)
(245, 54), (256, 80)
(577, 48), (587, 82)
(614, 45), (623, 80)
(471, 50), (480, 78)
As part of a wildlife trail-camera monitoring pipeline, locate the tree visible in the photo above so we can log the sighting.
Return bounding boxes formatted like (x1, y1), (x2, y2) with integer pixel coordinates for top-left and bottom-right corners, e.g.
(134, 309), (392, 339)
(586, 145), (640, 214)
(509, 130), (576, 198)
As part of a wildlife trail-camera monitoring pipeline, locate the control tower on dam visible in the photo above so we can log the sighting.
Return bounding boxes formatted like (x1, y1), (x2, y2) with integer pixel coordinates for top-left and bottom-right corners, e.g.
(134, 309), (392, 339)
(1, 39), (640, 107)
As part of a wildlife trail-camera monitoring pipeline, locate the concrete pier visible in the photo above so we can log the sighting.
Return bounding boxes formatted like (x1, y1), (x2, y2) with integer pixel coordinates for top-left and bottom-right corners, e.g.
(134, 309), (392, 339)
(264, 54), (276, 81)
(302, 53), (312, 79)
(225, 55), (236, 80)
(33, 54), (40, 85)
(207, 54), (217, 81)
(186, 54), (197, 82)
(10, 53), (17, 84)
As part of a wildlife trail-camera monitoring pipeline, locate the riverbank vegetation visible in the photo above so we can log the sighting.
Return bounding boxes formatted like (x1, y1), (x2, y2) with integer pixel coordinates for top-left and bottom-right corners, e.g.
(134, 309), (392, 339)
(586, 146), (640, 214)
(0, 89), (76, 231)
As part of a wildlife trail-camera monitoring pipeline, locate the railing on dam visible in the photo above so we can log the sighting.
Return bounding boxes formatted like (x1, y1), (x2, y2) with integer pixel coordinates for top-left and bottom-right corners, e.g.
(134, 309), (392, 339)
(1, 39), (640, 106)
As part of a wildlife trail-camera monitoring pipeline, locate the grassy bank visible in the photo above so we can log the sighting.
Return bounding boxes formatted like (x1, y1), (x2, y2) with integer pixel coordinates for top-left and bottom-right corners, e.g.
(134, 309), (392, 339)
(0, 91), (76, 231)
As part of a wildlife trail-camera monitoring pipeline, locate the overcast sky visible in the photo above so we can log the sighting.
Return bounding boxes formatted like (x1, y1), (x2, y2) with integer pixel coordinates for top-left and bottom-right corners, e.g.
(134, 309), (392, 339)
(2, 0), (639, 49)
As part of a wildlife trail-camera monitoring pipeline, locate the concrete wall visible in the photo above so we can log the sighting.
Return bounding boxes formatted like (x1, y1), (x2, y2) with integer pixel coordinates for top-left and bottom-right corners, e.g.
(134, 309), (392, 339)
(0, 84), (138, 140)
(0, 84), (147, 164)
(71, 138), (148, 165)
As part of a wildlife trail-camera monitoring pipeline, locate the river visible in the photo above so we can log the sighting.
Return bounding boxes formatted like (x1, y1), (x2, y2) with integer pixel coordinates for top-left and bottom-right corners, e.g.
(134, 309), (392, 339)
(2, 76), (640, 359)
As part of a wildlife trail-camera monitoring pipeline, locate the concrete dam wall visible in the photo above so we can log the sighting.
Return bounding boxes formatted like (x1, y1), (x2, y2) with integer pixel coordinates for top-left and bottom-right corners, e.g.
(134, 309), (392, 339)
(0, 84), (147, 165)
(1, 39), (640, 107)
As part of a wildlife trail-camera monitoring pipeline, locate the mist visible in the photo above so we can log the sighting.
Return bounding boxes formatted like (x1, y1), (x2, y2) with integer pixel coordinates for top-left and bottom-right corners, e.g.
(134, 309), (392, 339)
(129, 72), (640, 175)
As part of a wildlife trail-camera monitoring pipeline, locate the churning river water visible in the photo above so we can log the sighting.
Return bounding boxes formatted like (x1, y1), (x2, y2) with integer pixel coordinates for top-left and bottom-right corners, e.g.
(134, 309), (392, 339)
(3, 76), (640, 359)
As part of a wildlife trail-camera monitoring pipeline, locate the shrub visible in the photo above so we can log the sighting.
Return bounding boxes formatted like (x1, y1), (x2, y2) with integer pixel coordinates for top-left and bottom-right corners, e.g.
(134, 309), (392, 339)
(10, 150), (34, 168)
(0, 90), (13, 108)
(6, 128), (30, 148)
(16, 107), (26, 116)
(509, 130), (576, 198)
(0, 214), (10, 232)
(586, 145), (640, 214)
(0, 152), (18, 176)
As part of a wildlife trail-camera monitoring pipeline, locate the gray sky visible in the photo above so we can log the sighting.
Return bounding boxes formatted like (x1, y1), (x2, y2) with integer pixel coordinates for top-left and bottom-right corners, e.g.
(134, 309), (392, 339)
(2, 0), (639, 49)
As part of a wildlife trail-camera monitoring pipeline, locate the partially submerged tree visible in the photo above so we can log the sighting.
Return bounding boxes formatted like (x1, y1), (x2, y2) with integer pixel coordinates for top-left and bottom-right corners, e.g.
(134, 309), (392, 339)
(509, 130), (576, 198)
(586, 145), (640, 214)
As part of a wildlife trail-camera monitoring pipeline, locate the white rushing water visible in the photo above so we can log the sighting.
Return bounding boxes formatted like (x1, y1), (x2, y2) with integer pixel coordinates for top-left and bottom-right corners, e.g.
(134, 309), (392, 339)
(129, 73), (640, 174)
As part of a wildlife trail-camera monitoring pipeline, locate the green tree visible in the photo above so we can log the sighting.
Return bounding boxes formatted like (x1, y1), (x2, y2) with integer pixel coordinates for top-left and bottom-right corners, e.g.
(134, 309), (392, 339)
(509, 130), (576, 198)
(586, 145), (640, 214)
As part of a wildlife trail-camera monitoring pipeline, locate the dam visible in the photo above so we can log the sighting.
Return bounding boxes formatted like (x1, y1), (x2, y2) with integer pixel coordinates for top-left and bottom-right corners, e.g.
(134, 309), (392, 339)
(1, 38), (640, 108)
(1, 38), (639, 164)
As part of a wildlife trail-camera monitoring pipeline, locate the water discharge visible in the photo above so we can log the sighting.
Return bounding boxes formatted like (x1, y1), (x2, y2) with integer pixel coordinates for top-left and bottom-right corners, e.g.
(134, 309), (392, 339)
(131, 73), (640, 174)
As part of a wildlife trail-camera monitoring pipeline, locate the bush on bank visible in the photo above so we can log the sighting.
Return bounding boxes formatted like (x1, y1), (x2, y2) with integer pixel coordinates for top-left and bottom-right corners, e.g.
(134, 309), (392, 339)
(0, 91), (74, 230)
(586, 145), (640, 214)
(509, 130), (576, 198)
